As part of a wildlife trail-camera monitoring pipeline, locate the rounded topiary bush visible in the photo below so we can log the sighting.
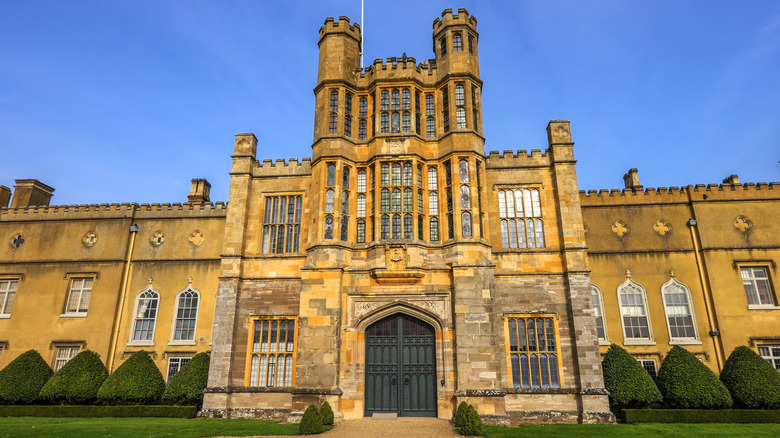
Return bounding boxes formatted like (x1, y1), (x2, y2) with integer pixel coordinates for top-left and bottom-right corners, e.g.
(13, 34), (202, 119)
(455, 401), (469, 427)
(720, 346), (780, 409)
(0, 349), (53, 404)
(98, 350), (165, 405)
(656, 345), (732, 408)
(162, 353), (210, 407)
(298, 404), (323, 435)
(460, 404), (483, 436)
(319, 400), (334, 426)
(39, 350), (108, 404)
(601, 344), (662, 408)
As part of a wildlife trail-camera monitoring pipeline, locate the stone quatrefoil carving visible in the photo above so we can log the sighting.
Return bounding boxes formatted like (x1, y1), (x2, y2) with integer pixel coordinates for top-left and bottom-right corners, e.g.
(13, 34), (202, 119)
(611, 220), (629, 238)
(150, 231), (165, 247)
(734, 216), (752, 233)
(189, 230), (204, 247)
(653, 220), (671, 236)
(82, 231), (97, 248)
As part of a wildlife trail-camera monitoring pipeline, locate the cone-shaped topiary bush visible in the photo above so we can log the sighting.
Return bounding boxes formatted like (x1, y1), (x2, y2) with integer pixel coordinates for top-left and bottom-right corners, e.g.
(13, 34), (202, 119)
(460, 404), (483, 436)
(601, 344), (662, 408)
(720, 346), (780, 409)
(98, 350), (165, 405)
(0, 349), (53, 404)
(656, 345), (732, 408)
(298, 404), (323, 434)
(455, 401), (469, 427)
(39, 350), (108, 404)
(318, 400), (334, 426)
(162, 353), (210, 407)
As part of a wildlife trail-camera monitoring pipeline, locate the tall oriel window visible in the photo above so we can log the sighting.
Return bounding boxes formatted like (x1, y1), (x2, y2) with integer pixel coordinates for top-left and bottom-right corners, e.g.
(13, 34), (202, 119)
(262, 195), (302, 253)
(246, 318), (296, 387)
(497, 189), (544, 249)
(172, 286), (199, 342)
(131, 285), (159, 343)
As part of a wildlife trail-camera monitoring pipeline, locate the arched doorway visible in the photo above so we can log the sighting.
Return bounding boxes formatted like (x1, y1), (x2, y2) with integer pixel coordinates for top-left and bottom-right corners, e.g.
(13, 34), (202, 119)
(365, 314), (437, 417)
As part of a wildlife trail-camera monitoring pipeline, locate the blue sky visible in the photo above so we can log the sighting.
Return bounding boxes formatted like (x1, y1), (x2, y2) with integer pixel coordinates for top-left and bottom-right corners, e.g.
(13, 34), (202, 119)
(1, 1), (778, 205)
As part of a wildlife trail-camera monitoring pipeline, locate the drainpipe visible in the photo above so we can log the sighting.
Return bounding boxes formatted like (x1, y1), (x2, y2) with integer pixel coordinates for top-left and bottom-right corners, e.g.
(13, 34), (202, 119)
(107, 222), (140, 372)
(685, 189), (725, 370)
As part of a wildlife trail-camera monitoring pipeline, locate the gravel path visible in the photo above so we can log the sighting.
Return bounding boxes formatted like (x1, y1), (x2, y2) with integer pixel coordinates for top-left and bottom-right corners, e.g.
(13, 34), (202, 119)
(320, 417), (461, 437)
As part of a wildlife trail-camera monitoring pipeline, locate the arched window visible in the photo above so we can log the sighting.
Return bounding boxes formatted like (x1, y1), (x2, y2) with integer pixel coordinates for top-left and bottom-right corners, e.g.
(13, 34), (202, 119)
(430, 217), (439, 241)
(344, 115), (352, 137)
(462, 211), (472, 237)
(131, 286), (159, 343)
(425, 95), (434, 115)
(662, 277), (698, 342)
(402, 163), (412, 185)
(381, 163), (390, 186)
(391, 112), (400, 133)
(453, 33), (463, 51)
(324, 215), (334, 239)
(418, 215), (424, 240)
(617, 278), (653, 343)
(459, 159), (469, 182)
(325, 189), (335, 213)
(392, 163), (402, 185)
(358, 119), (367, 140)
(326, 164), (336, 186)
(591, 284), (608, 342)
(357, 169), (366, 192)
(328, 112), (338, 134)
(172, 287), (199, 342)
(340, 216), (349, 241)
(359, 97), (367, 117)
(341, 191), (349, 215)
(329, 90), (338, 111)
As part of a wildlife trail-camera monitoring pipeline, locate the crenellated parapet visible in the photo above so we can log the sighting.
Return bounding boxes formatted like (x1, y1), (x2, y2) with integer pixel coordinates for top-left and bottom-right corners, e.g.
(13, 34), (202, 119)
(432, 8), (477, 33)
(254, 157), (312, 178)
(579, 182), (780, 206)
(0, 201), (227, 221)
(485, 149), (551, 169)
(318, 16), (361, 44)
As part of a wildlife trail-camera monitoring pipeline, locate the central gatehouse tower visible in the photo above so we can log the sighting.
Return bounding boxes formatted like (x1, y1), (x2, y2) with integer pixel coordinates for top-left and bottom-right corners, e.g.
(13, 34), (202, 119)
(202, 8), (613, 424)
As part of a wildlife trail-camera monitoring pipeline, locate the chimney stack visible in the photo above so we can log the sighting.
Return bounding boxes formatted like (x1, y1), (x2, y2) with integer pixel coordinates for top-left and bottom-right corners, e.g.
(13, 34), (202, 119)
(722, 174), (740, 185)
(10, 179), (55, 207)
(623, 168), (643, 191)
(187, 179), (211, 203)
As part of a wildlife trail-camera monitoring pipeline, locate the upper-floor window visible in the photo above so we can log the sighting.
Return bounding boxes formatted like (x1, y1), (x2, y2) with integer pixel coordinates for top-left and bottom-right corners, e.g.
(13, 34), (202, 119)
(440, 36), (447, 56)
(131, 286), (159, 343)
(661, 277), (698, 342)
(426, 117), (436, 138)
(741, 266), (775, 306)
(262, 195), (303, 253)
(617, 278), (654, 344)
(357, 169), (366, 192)
(345, 93), (352, 113)
(391, 90), (400, 110)
(425, 95), (434, 115)
(380, 113), (390, 133)
(172, 287), (199, 342)
(455, 84), (465, 106)
(415, 91), (420, 113)
(0, 279), (18, 317)
(358, 119), (367, 140)
(401, 89), (410, 110)
(344, 115), (352, 137)
(391, 112), (400, 133)
(326, 163), (336, 186)
(381, 90), (389, 110)
(247, 318), (296, 387)
(329, 90), (338, 111)
(468, 35), (474, 54)
(402, 112), (411, 133)
(506, 315), (561, 389)
(328, 113), (338, 134)
(591, 284), (608, 343)
(453, 32), (463, 51)
(359, 97), (367, 117)
(498, 189), (544, 248)
(65, 278), (92, 314)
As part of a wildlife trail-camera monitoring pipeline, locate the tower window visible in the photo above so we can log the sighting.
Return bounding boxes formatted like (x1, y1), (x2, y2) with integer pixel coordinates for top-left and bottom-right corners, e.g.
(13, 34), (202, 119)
(345, 93), (352, 113)
(329, 90), (338, 111)
(402, 112), (411, 133)
(359, 97), (367, 117)
(381, 90), (389, 110)
(262, 195), (302, 254)
(380, 113), (389, 133)
(425, 95), (434, 115)
(391, 112), (400, 133)
(455, 84), (465, 106)
(456, 108), (466, 129)
(468, 35), (474, 54)
(344, 115), (352, 137)
(440, 36), (447, 56)
(328, 113), (337, 134)
(391, 90), (400, 110)
(358, 119), (367, 140)
(453, 33), (463, 52)
(426, 117), (435, 138)
(402, 89), (410, 110)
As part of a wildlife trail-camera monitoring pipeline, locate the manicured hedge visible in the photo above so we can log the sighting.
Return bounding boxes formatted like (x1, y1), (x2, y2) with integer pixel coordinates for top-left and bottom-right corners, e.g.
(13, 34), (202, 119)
(162, 353), (210, 407)
(298, 404), (323, 434)
(39, 350), (108, 404)
(623, 409), (780, 423)
(0, 405), (197, 418)
(460, 404), (483, 436)
(0, 350), (53, 404)
(98, 350), (165, 405)
(601, 344), (662, 408)
(455, 401), (469, 427)
(656, 346), (732, 409)
(319, 400), (334, 426)
(720, 346), (780, 409)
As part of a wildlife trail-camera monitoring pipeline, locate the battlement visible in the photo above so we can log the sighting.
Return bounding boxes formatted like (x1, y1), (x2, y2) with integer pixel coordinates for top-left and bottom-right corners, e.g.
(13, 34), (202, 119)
(0, 201), (227, 220)
(579, 182), (780, 206)
(357, 56), (438, 82)
(485, 149), (551, 168)
(433, 8), (477, 32)
(319, 16), (361, 43)
(254, 157), (313, 178)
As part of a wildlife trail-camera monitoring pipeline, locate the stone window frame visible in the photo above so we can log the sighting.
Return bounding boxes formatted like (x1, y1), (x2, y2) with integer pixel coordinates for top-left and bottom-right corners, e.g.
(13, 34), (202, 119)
(590, 284), (609, 345)
(638, 358), (658, 378)
(128, 284), (160, 346)
(757, 345), (780, 371)
(166, 356), (191, 383)
(0, 277), (19, 318)
(504, 314), (564, 390)
(169, 285), (200, 345)
(617, 278), (655, 345)
(261, 195), (303, 254)
(497, 188), (545, 249)
(737, 264), (778, 309)
(61, 275), (95, 317)
(52, 343), (83, 372)
(244, 317), (298, 388)
(452, 32), (463, 52)
(660, 277), (701, 345)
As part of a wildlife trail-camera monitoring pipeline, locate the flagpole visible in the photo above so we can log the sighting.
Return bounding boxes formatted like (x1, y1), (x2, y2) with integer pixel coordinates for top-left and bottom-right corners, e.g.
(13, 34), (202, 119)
(360, 0), (364, 69)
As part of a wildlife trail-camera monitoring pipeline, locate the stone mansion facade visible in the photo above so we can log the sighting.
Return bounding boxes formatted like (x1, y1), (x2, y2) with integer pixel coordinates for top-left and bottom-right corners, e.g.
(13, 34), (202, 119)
(0, 9), (778, 425)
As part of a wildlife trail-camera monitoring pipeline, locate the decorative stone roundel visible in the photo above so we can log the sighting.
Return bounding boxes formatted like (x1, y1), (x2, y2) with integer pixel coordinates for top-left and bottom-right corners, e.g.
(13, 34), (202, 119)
(9, 233), (24, 250)
(611, 220), (629, 238)
(82, 231), (97, 248)
(653, 219), (671, 237)
(188, 230), (204, 247)
(150, 231), (165, 247)
(734, 216), (752, 233)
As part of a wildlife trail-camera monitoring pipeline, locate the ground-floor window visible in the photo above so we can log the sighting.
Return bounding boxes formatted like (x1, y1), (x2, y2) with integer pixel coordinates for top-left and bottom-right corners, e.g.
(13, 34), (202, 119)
(54, 346), (80, 372)
(245, 317), (297, 387)
(638, 359), (657, 378)
(505, 315), (562, 389)
(166, 356), (191, 382)
(758, 345), (780, 371)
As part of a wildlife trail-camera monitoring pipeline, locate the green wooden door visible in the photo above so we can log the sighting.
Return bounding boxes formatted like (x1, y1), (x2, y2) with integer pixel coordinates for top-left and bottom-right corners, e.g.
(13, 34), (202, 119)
(365, 314), (437, 417)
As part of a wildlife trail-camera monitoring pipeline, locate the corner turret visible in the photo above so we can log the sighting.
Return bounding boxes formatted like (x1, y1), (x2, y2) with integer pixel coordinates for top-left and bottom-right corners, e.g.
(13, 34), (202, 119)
(432, 8), (479, 78)
(317, 16), (361, 84)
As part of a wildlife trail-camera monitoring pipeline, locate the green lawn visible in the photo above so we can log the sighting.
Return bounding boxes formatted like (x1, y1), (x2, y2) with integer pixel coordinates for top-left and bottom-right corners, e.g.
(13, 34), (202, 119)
(483, 423), (780, 437)
(0, 417), (300, 438)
